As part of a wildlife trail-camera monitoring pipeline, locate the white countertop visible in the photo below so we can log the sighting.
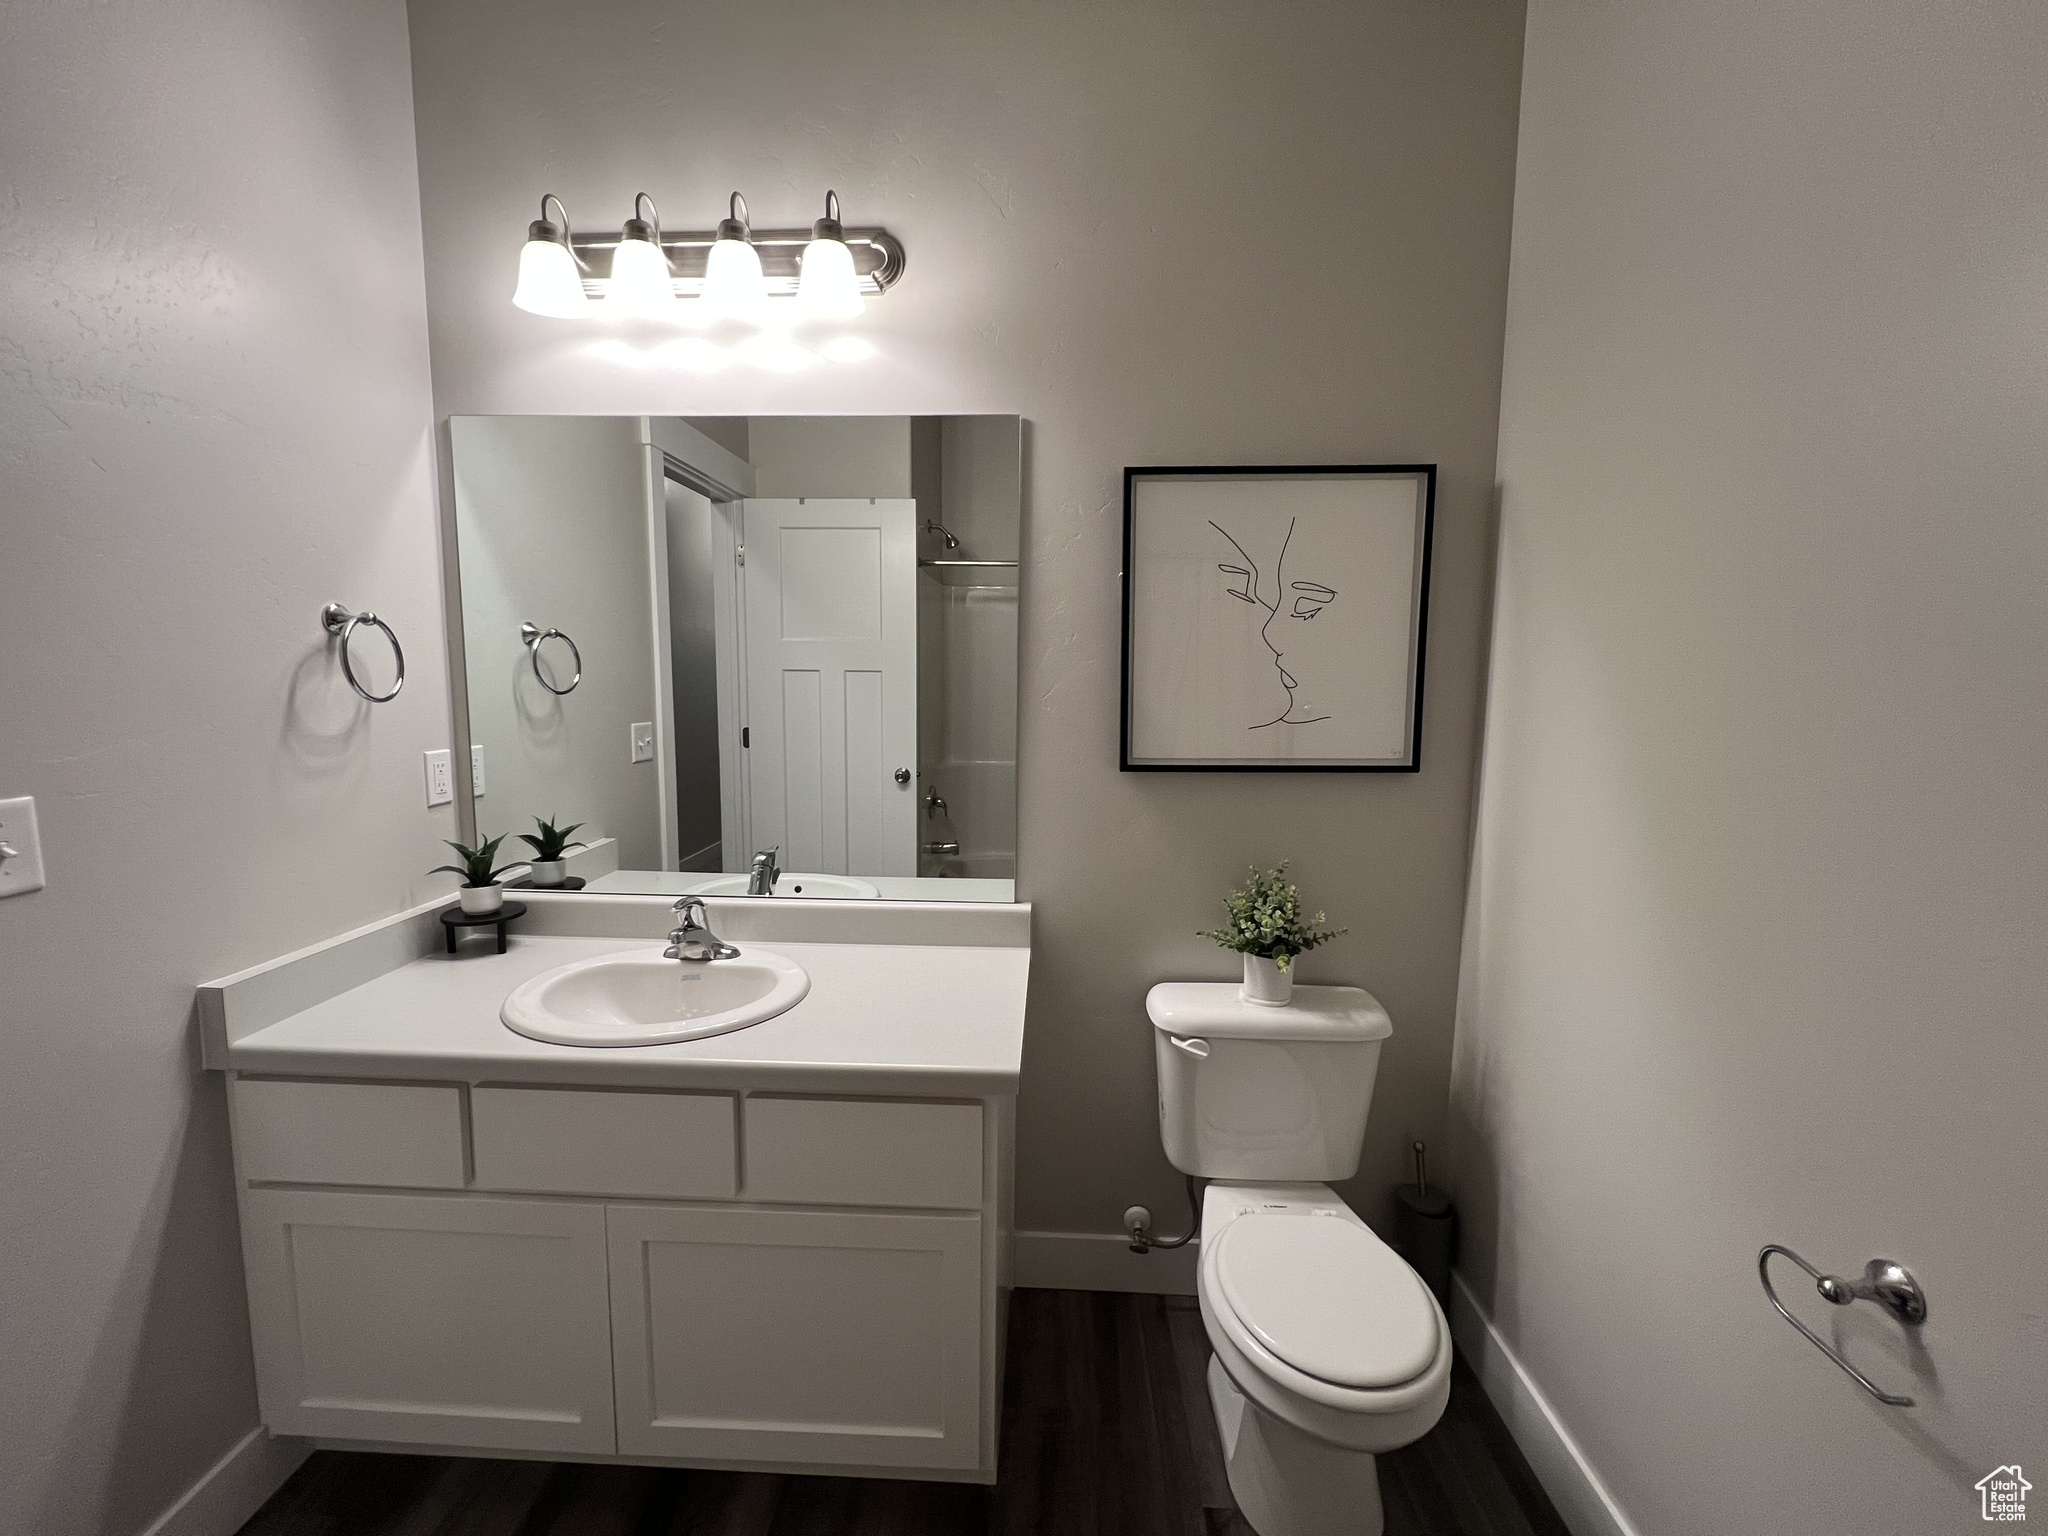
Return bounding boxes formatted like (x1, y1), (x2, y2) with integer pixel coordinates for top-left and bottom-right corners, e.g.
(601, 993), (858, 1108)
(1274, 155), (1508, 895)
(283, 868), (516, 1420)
(224, 933), (1031, 1097)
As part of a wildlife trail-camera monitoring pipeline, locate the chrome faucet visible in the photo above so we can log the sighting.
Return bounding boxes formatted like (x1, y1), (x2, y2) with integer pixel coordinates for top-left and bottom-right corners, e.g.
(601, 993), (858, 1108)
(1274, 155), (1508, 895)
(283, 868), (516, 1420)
(665, 897), (739, 962)
(923, 784), (948, 820)
(746, 845), (781, 896)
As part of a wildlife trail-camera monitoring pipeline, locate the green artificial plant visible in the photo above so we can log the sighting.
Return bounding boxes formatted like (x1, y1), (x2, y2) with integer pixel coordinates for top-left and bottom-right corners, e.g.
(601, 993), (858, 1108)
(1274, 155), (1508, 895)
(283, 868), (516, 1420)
(429, 834), (517, 889)
(1199, 863), (1346, 972)
(518, 815), (586, 863)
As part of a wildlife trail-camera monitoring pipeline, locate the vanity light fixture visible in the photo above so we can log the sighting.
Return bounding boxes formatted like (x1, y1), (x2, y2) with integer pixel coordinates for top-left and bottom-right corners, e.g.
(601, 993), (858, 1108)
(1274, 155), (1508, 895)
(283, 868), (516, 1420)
(511, 194), (590, 317)
(511, 190), (906, 337)
(701, 192), (768, 317)
(796, 191), (866, 320)
(607, 192), (679, 316)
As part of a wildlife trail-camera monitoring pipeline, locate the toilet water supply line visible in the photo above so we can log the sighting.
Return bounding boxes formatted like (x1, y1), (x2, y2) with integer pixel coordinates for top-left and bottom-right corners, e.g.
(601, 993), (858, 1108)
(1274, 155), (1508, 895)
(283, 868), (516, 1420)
(1126, 1175), (1203, 1254)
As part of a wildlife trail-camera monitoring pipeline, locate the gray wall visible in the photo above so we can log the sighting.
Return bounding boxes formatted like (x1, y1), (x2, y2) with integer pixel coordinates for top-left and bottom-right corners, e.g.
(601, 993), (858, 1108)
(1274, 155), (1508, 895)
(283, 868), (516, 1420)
(748, 416), (912, 498)
(406, 0), (1525, 1235)
(939, 416), (1022, 563)
(682, 415), (750, 461)
(452, 415), (665, 866)
(1453, 2), (2048, 1530)
(0, 2), (444, 1531)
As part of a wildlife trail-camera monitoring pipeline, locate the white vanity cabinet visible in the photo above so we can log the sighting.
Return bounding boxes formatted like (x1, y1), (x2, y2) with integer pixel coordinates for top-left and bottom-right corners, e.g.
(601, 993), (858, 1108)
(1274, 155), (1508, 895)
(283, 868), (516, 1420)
(227, 1075), (1008, 1482)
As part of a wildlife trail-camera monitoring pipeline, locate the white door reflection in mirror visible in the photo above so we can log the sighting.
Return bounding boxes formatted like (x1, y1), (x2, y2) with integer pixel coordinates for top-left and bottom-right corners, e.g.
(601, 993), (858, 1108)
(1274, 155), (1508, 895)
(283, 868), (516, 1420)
(741, 499), (917, 876)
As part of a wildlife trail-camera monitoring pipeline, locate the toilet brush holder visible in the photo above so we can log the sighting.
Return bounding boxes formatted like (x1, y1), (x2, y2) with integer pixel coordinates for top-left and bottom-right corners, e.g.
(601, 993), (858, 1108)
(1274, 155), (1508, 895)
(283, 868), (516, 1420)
(1393, 1140), (1457, 1309)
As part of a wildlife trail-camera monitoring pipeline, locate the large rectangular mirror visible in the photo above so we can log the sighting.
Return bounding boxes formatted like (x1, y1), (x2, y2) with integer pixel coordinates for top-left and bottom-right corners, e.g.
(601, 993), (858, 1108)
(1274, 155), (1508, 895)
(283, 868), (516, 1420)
(448, 415), (1021, 902)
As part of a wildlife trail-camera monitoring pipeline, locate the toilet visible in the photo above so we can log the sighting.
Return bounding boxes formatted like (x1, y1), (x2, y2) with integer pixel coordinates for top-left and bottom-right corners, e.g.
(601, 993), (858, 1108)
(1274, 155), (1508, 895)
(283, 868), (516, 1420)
(1149, 982), (1451, 1536)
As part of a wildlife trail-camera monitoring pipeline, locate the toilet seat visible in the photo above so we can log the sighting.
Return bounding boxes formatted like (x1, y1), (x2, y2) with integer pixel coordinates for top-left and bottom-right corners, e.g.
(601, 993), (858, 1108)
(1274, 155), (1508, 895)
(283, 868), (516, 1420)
(1212, 1214), (1439, 1391)
(1198, 1199), (1452, 1452)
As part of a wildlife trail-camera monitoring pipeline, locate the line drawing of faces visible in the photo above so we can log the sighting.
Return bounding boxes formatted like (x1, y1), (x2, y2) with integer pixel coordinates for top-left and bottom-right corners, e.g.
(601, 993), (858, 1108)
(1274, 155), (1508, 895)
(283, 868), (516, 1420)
(1210, 517), (1342, 729)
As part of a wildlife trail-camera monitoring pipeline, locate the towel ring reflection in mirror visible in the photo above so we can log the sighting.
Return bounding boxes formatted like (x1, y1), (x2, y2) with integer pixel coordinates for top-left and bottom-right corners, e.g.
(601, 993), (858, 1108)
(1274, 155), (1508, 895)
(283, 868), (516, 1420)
(320, 603), (406, 704)
(521, 622), (582, 695)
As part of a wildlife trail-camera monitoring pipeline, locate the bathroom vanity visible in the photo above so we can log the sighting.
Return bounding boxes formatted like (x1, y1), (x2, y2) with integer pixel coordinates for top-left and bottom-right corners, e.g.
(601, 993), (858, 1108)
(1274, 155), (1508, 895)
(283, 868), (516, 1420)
(199, 893), (1027, 1483)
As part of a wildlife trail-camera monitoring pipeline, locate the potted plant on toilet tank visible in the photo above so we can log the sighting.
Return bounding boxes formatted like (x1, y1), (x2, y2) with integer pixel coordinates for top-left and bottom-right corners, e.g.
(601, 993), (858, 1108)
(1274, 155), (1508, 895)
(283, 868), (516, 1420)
(431, 834), (517, 915)
(517, 815), (585, 889)
(1200, 863), (1345, 1006)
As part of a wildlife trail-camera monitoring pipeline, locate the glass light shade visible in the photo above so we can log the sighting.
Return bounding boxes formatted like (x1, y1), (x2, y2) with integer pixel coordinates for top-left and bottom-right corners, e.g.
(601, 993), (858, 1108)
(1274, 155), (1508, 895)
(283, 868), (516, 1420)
(607, 235), (678, 316)
(702, 236), (768, 316)
(512, 238), (588, 317)
(796, 235), (865, 319)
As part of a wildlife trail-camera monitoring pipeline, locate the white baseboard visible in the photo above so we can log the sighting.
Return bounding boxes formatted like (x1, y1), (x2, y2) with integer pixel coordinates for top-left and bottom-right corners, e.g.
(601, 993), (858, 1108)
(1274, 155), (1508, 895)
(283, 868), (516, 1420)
(1449, 1272), (1640, 1536)
(137, 1426), (309, 1536)
(1014, 1230), (1199, 1295)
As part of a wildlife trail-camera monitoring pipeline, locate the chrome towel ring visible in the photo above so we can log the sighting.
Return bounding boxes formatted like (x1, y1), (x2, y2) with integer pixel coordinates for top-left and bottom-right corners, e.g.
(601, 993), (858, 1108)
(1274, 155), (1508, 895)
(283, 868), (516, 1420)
(520, 622), (582, 695)
(320, 602), (405, 704)
(1758, 1244), (1927, 1406)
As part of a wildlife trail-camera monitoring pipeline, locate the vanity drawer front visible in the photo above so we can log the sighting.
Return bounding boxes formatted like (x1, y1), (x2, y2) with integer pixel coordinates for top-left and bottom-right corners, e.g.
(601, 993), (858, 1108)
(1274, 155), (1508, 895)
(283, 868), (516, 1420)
(471, 1087), (737, 1199)
(231, 1078), (465, 1189)
(743, 1097), (983, 1209)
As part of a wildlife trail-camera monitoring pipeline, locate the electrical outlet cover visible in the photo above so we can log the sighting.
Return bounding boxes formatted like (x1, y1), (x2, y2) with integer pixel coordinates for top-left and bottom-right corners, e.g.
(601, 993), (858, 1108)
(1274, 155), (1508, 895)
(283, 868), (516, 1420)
(470, 743), (487, 797)
(424, 749), (454, 807)
(0, 796), (47, 898)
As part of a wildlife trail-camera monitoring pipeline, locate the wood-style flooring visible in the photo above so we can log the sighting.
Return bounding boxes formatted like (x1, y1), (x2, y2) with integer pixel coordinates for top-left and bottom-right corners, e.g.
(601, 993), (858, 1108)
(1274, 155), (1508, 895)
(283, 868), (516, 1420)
(236, 1288), (1568, 1536)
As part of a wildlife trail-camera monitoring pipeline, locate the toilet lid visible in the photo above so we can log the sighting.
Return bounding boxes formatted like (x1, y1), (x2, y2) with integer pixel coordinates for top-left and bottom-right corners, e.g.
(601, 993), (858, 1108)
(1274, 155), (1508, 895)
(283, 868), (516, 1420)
(1213, 1215), (1439, 1390)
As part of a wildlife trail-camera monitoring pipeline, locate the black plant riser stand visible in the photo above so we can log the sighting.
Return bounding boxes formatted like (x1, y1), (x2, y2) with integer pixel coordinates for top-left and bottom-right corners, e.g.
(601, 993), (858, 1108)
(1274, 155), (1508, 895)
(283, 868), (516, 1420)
(439, 900), (528, 955)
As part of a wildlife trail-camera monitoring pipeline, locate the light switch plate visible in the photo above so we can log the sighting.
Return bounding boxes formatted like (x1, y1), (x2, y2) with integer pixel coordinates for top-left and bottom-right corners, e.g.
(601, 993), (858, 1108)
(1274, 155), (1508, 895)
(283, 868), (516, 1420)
(424, 749), (454, 807)
(470, 744), (487, 797)
(630, 722), (655, 763)
(0, 796), (47, 898)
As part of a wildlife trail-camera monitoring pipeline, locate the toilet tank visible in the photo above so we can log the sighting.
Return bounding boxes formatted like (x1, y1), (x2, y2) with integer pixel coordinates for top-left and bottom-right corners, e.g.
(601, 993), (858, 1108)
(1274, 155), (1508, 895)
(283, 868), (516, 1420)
(1147, 982), (1393, 1181)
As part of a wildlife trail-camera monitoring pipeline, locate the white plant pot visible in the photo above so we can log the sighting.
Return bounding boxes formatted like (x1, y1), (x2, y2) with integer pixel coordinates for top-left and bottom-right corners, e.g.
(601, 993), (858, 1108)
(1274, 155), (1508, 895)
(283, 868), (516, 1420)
(458, 883), (505, 916)
(1240, 953), (1293, 1007)
(527, 860), (567, 888)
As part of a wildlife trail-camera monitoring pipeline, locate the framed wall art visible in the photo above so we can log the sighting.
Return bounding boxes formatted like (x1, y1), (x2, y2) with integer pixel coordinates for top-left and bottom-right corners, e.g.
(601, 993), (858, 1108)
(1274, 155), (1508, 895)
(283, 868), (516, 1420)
(1120, 464), (1435, 771)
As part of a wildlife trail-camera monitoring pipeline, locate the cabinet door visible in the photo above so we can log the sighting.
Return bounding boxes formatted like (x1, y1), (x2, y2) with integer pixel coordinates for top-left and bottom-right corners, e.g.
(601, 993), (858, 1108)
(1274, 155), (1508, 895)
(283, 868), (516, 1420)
(608, 1205), (983, 1470)
(242, 1189), (615, 1453)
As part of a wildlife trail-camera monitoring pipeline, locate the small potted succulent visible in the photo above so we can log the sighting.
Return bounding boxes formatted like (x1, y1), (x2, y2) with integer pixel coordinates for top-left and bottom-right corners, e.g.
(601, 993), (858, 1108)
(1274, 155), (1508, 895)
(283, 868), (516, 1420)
(517, 815), (586, 889)
(431, 834), (517, 915)
(1199, 863), (1346, 1007)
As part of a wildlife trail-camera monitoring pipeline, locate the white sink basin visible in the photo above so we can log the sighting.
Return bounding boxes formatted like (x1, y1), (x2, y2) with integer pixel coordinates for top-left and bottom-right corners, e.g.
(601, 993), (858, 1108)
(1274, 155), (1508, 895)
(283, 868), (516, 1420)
(501, 946), (810, 1048)
(688, 872), (880, 899)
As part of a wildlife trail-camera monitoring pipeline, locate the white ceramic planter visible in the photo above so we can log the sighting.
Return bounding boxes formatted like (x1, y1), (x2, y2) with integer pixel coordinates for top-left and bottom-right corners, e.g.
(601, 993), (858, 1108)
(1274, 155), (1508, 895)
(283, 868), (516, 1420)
(1240, 953), (1293, 1007)
(458, 883), (505, 916)
(527, 860), (567, 888)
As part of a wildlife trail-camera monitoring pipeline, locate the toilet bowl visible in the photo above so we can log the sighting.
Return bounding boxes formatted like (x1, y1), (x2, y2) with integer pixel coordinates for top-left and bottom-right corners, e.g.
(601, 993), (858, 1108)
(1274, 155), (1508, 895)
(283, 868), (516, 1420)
(1147, 982), (1446, 1536)
(1196, 1184), (1451, 1536)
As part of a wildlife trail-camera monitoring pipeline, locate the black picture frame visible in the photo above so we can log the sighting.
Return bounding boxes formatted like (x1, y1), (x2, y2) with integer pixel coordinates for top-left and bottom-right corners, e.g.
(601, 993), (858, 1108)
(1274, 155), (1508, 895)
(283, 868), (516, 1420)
(1119, 463), (1436, 772)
